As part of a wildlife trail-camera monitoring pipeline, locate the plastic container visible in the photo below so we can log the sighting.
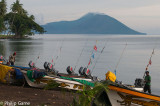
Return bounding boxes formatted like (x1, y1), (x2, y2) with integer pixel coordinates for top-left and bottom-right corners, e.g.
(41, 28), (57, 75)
(105, 71), (116, 82)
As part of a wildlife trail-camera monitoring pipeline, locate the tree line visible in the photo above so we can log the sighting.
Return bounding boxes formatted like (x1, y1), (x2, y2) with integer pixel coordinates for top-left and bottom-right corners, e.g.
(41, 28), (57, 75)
(0, 0), (45, 38)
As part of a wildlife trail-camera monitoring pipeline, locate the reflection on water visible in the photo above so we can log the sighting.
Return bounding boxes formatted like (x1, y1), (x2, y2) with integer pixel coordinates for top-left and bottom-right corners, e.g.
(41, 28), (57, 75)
(0, 34), (160, 95)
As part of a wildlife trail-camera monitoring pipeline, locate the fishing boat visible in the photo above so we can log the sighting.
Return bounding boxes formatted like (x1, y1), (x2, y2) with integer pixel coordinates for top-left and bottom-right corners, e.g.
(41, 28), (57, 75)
(91, 71), (160, 106)
(108, 84), (160, 106)
(93, 83), (160, 106)
(0, 64), (25, 85)
(0, 63), (95, 90)
(20, 69), (94, 90)
(2, 62), (160, 106)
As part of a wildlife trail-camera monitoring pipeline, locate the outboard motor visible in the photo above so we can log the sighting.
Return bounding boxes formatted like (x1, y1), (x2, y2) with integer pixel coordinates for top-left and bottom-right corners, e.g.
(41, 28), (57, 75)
(0, 55), (4, 60)
(0, 55), (3, 64)
(28, 61), (35, 68)
(134, 78), (145, 87)
(47, 63), (54, 72)
(44, 62), (58, 74)
(66, 66), (74, 75)
(83, 68), (91, 77)
(79, 67), (84, 76)
(44, 62), (48, 70)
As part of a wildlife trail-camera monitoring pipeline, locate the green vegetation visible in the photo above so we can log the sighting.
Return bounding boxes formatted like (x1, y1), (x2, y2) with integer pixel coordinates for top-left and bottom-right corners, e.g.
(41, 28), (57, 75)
(72, 82), (110, 106)
(0, 35), (14, 39)
(44, 80), (60, 90)
(0, 0), (7, 33)
(0, 0), (45, 38)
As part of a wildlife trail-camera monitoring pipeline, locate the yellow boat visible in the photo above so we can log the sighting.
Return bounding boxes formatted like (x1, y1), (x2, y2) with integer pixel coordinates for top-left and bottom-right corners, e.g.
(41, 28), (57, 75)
(107, 84), (160, 106)
(95, 71), (160, 106)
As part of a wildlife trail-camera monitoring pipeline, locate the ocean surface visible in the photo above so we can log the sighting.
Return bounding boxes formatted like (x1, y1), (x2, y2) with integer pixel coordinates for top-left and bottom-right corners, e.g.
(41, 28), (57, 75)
(0, 34), (160, 95)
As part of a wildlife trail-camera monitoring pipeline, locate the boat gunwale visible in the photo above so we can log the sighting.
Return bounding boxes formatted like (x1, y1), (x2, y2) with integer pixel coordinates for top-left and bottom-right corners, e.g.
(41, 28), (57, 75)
(109, 84), (160, 101)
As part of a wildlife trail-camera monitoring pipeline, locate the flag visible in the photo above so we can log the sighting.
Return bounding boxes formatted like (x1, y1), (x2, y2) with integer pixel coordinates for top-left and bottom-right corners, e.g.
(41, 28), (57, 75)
(149, 59), (152, 65)
(91, 53), (95, 59)
(114, 69), (116, 75)
(94, 45), (97, 51)
(0, 56), (3, 59)
(52, 59), (53, 63)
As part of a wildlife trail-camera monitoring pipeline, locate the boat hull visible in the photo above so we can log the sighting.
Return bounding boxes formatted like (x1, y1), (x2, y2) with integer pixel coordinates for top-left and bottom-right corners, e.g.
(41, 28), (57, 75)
(107, 85), (160, 106)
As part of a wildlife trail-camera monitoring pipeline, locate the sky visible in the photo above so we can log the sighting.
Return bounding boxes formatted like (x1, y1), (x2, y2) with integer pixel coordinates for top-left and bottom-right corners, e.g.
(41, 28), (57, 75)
(7, 0), (160, 34)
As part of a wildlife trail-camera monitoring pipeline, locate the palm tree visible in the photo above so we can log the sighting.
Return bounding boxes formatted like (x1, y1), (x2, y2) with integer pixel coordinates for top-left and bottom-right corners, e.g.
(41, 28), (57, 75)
(0, 0), (7, 16)
(4, 0), (45, 38)
(11, 0), (27, 15)
(0, 0), (7, 33)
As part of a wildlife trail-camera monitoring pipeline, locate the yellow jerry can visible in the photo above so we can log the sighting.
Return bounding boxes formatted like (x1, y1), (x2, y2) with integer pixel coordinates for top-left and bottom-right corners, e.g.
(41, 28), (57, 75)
(105, 71), (116, 82)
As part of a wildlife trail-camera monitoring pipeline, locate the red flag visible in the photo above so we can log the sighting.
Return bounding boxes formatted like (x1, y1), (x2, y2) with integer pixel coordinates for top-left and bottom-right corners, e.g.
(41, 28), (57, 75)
(94, 45), (97, 51)
(149, 59), (152, 65)
(86, 69), (90, 74)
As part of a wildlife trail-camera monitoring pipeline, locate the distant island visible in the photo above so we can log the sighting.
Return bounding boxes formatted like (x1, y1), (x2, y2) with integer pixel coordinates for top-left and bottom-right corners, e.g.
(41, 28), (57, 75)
(42, 13), (146, 35)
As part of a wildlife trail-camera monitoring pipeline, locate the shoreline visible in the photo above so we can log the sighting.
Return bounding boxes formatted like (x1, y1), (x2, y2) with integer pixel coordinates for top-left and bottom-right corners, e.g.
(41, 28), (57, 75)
(0, 35), (29, 39)
(0, 83), (75, 106)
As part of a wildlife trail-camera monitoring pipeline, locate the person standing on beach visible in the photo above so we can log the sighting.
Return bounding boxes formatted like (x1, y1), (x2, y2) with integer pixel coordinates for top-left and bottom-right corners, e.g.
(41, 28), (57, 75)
(9, 52), (16, 65)
(144, 71), (151, 94)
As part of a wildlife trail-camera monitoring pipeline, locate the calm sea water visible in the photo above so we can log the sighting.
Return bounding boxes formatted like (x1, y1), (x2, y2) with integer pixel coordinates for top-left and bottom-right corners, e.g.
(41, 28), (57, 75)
(0, 34), (160, 95)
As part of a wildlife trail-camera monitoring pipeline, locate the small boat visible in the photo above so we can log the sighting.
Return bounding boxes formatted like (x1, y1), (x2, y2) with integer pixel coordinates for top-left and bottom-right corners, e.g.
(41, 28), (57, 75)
(97, 84), (160, 106)
(110, 84), (160, 105)
(0, 63), (95, 90)
(91, 71), (160, 106)
(20, 69), (95, 90)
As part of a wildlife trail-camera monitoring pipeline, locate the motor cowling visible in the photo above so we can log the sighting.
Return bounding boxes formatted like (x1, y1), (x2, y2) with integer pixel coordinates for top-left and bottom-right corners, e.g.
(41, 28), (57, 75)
(28, 61), (35, 68)
(0, 55), (4, 60)
(44, 62), (48, 70)
(83, 68), (91, 77)
(66, 66), (73, 75)
(134, 78), (145, 87)
(79, 67), (84, 76)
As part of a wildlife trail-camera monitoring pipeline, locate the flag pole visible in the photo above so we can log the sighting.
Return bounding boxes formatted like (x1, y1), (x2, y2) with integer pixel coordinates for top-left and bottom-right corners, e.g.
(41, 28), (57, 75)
(91, 39), (109, 74)
(143, 49), (155, 79)
(114, 43), (127, 76)
(54, 39), (64, 66)
(86, 40), (98, 68)
(74, 39), (88, 71)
